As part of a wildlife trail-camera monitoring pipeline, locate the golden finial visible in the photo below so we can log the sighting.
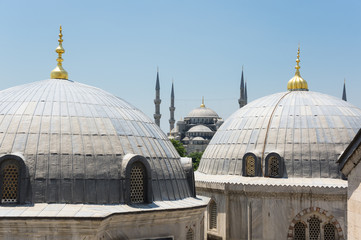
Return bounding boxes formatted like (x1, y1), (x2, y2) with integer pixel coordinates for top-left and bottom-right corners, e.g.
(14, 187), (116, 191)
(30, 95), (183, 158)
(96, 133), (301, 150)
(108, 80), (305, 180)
(295, 46), (301, 76)
(200, 96), (205, 108)
(287, 46), (308, 91)
(50, 25), (69, 80)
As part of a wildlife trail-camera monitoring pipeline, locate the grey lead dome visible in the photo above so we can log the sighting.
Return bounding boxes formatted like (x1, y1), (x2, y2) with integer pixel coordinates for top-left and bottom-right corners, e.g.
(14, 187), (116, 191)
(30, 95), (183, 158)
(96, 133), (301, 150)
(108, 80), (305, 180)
(0, 79), (193, 203)
(198, 90), (361, 178)
(187, 106), (219, 118)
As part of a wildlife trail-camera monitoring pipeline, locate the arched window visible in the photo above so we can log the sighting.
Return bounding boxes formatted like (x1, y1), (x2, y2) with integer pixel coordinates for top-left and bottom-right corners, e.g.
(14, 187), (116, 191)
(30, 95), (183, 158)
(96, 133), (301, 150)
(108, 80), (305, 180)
(265, 153), (283, 178)
(242, 153), (259, 177)
(1, 162), (19, 203)
(209, 200), (217, 229)
(324, 223), (336, 240)
(289, 208), (343, 240)
(269, 156), (279, 177)
(308, 216), (321, 240)
(130, 162), (146, 204)
(246, 155), (256, 176)
(294, 222), (306, 240)
(186, 228), (194, 240)
(122, 154), (153, 204)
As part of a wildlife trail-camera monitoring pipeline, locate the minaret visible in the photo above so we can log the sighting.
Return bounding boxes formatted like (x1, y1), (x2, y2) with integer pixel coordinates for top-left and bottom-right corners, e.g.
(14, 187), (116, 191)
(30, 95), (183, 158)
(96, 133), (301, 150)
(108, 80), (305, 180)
(154, 68), (161, 127)
(245, 79), (248, 105)
(238, 67), (246, 108)
(50, 25), (68, 80)
(342, 79), (347, 101)
(169, 81), (175, 131)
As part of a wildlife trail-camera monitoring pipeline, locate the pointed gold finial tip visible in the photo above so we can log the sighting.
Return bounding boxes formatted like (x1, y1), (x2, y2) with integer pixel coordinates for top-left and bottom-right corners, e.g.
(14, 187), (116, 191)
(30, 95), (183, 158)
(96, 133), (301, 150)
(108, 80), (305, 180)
(287, 46), (308, 91)
(51, 25), (68, 80)
(200, 96), (205, 108)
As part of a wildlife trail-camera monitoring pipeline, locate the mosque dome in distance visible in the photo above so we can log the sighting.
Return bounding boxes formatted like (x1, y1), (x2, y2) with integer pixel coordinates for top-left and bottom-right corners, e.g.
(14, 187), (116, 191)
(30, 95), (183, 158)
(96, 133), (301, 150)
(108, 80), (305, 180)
(186, 98), (219, 118)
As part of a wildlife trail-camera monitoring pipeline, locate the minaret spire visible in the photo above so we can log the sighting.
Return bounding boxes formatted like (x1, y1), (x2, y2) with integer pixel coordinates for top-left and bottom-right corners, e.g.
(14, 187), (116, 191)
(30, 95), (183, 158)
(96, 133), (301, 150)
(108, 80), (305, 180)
(154, 68), (161, 127)
(50, 25), (69, 80)
(342, 79), (347, 101)
(169, 80), (176, 131)
(238, 67), (246, 108)
(245, 79), (248, 105)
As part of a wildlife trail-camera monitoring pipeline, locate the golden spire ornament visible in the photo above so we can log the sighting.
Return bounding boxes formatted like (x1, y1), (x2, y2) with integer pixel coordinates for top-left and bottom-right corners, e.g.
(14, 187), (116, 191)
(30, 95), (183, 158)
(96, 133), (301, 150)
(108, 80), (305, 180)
(287, 46), (308, 91)
(50, 25), (69, 80)
(200, 96), (205, 108)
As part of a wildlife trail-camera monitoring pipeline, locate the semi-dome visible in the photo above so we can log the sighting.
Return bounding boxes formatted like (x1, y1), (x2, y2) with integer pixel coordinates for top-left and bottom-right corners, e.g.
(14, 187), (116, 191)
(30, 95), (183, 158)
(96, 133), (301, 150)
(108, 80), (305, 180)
(193, 137), (205, 141)
(0, 79), (193, 203)
(188, 125), (213, 133)
(198, 50), (361, 179)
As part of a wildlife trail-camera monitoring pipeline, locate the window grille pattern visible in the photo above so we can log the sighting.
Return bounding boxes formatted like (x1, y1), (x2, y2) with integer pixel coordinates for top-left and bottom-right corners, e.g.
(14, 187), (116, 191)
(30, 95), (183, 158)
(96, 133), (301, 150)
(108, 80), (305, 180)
(130, 165), (145, 203)
(324, 223), (335, 240)
(294, 222), (306, 240)
(209, 201), (217, 229)
(246, 155), (256, 176)
(186, 228), (194, 240)
(308, 216), (321, 240)
(1, 164), (19, 203)
(269, 156), (279, 177)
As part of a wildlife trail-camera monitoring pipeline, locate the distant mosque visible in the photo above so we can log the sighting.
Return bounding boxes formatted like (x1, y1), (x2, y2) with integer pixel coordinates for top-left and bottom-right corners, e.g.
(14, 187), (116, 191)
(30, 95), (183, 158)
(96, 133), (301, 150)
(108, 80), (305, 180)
(153, 69), (248, 154)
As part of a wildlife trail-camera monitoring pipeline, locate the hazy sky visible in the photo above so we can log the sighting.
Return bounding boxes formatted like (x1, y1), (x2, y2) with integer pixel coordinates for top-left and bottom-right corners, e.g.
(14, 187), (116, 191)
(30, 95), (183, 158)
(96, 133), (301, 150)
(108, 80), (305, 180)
(0, 1), (360, 132)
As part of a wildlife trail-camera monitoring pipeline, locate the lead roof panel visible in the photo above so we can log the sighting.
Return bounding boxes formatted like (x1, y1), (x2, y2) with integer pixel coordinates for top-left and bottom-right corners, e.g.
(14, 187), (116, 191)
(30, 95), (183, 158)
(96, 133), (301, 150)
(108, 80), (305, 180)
(0, 79), (192, 203)
(199, 91), (361, 179)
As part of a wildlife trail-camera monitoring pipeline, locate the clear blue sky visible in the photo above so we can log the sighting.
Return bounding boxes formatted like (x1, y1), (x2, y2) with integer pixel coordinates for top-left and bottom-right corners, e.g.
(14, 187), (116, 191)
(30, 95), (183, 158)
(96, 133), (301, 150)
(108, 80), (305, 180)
(1, 1), (360, 132)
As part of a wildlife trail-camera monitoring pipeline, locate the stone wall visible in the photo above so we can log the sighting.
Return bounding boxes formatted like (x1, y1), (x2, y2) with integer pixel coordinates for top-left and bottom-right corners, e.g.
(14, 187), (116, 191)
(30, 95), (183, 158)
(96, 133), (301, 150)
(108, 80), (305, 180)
(0, 207), (205, 240)
(197, 181), (347, 240)
(348, 161), (361, 239)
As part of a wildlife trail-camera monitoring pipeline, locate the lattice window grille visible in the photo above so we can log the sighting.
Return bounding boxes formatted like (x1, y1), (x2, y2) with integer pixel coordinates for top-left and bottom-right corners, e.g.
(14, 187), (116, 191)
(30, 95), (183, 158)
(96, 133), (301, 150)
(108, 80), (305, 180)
(186, 228), (194, 240)
(246, 155), (256, 176)
(324, 223), (336, 240)
(209, 201), (217, 229)
(294, 222), (306, 240)
(269, 156), (279, 177)
(308, 216), (321, 240)
(130, 165), (145, 203)
(1, 164), (19, 203)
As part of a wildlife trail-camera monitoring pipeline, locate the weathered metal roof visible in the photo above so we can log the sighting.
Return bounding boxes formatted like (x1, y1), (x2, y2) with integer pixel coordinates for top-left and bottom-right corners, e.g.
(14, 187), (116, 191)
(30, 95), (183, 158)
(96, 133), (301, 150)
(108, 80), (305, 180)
(0, 79), (194, 203)
(195, 172), (347, 189)
(198, 91), (361, 178)
(0, 196), (208, 218)
(338, 128), (361, 176)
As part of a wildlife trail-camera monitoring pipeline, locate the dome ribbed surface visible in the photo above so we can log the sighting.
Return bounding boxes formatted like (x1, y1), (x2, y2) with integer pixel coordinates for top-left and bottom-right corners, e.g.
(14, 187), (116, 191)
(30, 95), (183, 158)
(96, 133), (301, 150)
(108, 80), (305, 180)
(198, 91), (361, 178)
(0, 79), (192, 203)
